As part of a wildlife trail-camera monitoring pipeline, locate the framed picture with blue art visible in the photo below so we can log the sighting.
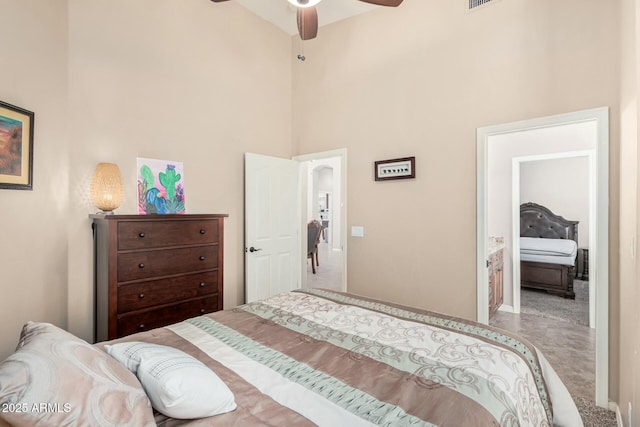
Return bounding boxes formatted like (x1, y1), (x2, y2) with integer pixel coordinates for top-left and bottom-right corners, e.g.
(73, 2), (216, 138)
(137, 157), (186, 214)
(0, 100), (34, 190)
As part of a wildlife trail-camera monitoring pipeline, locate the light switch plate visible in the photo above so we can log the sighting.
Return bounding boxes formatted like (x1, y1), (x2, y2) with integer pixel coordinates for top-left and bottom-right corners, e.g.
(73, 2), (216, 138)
(351, 226), (364, 237)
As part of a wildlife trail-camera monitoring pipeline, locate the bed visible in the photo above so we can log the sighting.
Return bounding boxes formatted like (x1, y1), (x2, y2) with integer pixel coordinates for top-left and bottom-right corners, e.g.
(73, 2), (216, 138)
(520, 202), (579, 299)
(0, 289), (583, 427)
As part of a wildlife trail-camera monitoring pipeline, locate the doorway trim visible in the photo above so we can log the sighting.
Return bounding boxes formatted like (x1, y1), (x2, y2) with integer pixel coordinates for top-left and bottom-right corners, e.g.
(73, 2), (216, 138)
(476, 107), (609, 407)
(293, 148), (348, 292)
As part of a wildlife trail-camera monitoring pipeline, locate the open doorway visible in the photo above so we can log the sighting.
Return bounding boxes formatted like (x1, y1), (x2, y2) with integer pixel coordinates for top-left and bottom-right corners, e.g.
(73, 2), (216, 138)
(294, 149), (347, 292)
(476, 107), (609, 407)
(512, 152), (595, 329)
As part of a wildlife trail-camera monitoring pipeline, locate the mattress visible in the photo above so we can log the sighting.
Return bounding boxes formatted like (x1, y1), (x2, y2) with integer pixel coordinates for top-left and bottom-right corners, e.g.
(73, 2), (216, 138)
(521, 237), (577, 265)
(521, 252), (577, 265)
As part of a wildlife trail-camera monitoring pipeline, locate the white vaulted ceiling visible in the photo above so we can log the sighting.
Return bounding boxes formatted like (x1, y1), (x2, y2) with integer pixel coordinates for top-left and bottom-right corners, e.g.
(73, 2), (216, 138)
(235, 0), (380, 36)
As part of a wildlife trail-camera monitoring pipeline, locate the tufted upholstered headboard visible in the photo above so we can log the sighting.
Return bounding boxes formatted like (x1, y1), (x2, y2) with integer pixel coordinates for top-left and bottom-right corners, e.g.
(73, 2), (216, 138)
(520, 202), (579, 244)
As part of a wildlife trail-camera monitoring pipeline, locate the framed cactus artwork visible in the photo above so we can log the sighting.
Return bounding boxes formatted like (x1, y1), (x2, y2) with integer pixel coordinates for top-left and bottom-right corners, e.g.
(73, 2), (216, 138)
(136, 158), (186, 215)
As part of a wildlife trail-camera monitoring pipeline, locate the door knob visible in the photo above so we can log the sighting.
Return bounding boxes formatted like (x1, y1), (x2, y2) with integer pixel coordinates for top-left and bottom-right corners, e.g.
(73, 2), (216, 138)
(248, 247), (262, 253)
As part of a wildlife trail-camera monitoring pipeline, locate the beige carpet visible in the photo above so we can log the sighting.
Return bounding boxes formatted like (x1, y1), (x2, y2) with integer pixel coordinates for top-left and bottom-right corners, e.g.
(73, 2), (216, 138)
(520, 280), (589, 326)
(574, 396), (617, 427)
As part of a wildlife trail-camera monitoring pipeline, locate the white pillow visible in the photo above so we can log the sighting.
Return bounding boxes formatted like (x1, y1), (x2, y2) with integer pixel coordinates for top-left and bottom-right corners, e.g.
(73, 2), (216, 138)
(105, 342), (237, 419)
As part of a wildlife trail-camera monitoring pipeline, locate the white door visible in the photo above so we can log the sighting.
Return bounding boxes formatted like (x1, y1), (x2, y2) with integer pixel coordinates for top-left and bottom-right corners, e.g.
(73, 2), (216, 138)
(245, 153), (301, 303)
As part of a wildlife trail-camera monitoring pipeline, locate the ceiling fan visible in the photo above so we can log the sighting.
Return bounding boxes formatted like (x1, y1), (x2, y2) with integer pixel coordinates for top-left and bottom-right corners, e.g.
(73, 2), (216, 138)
(210, 0), (403, 41)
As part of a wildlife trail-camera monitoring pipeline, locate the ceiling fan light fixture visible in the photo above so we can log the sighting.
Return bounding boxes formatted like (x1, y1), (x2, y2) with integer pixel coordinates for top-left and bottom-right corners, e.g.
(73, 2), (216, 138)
(288, 0), (321, 8)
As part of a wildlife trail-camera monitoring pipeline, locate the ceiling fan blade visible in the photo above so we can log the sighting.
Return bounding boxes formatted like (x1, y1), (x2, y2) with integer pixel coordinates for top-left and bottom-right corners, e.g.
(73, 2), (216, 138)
(210, 0), (231, 2)
(297, 6), (318, 40)
(358, 0), (403, 6)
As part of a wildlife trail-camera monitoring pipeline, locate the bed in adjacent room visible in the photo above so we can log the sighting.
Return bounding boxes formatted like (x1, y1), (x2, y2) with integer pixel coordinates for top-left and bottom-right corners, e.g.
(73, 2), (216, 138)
(0, 289), (582, 427)
(520, 202), (579, 299)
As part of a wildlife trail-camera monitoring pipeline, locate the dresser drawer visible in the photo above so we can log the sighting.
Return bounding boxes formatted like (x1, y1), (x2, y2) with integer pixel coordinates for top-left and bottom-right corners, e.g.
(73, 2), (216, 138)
(118, 245), (218, 282)
(117, 219), (220, 250)
(118, 271), (218, 313)
(117, 296), (218, 337)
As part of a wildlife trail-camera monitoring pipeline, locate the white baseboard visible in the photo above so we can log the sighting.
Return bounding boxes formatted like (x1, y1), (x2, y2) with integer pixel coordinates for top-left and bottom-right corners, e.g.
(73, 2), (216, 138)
(498, 304), (514, 313)
(614, 402), (623, 426)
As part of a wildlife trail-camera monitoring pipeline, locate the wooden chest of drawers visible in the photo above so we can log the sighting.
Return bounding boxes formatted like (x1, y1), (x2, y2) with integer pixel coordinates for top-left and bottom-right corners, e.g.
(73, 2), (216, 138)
(91, 214), (227, 341)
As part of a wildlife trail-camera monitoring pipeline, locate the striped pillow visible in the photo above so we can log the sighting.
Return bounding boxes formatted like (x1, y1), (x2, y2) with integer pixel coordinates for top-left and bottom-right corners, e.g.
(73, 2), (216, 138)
(106, 342), (236, 419)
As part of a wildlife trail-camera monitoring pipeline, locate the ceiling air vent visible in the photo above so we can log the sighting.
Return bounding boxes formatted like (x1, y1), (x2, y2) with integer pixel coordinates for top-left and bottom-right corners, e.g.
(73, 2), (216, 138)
(469, 0), (493, 9)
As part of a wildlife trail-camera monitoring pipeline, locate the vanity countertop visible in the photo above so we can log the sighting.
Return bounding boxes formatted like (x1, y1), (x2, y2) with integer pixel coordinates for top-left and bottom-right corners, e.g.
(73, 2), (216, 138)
(489, 236), (505, 255)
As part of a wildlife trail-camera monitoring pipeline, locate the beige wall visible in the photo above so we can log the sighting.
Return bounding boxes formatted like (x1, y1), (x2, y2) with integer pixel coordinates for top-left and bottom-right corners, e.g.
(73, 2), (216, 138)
(65, 0), (293, 342)
(0, 0), (69, 359)
(618, 0), (640, 423)
(0, 0), (292, 360)
(292, 0), (622, 400)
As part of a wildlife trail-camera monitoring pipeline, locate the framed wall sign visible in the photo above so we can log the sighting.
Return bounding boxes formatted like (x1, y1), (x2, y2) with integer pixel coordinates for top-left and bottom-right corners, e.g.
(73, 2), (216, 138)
(0, 100), (34, 190)
(374, 156), (415, 181)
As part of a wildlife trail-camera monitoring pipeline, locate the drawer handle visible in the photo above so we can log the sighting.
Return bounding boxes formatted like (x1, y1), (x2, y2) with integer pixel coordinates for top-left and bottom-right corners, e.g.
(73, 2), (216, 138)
(200, 309), (206, 314)
(139, 293), (145, 299)
(139, 232), (145, 238)
(138, 263), (145, 269)
(139, 324), (145, 330)
(200, 229), (206, 235)
(199, 282), (206, 288)
(199, 256), (205, 261)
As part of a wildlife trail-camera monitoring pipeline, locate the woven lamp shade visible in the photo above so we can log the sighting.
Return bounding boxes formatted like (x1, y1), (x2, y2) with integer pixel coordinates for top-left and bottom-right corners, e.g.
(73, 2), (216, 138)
(90, 163), (124, 213)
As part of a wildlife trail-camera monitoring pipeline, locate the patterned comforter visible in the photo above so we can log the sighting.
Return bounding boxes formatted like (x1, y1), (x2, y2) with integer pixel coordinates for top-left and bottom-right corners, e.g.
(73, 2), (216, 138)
(111, 289), (581, 426)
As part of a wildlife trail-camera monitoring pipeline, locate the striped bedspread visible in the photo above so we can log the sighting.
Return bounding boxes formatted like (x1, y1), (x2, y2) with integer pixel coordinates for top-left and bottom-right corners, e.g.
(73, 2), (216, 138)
(118, 289), (580, 426)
